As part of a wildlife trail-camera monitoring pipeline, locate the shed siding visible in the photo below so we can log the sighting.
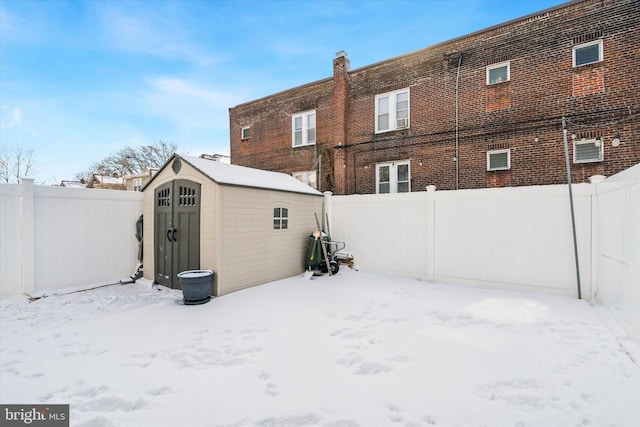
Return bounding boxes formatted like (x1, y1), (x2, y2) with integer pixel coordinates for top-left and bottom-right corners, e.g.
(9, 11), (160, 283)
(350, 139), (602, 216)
(219, 186), (322, 295)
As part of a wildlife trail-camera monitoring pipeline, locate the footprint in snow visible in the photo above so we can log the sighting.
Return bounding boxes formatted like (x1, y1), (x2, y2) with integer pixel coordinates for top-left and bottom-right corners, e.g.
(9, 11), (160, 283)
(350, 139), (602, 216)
(76, 397), (147, 412)
(386, 403), (403, 423)
(354, 361), (392, 375)
(145, 386), (172, 396)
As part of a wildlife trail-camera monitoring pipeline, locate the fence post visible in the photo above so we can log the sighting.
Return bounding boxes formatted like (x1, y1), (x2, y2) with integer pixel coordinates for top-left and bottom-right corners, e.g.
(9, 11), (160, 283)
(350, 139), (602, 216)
(426, 185), (437, 282)
(589, 175), (606, 300)
(19, 178), (35, 295)
(323, 191), (333, 232)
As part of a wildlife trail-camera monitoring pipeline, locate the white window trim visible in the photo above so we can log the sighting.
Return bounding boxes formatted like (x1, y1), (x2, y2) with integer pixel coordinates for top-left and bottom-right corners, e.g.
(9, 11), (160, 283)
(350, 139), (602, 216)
(486, 61), (510, 85)
(487, 148), (511, 171)
(292, 110), (316, 147)
(573, 138), (604, 163)
(573, 39), (603, 67)
(272, 205), (291, 231)
(293, 171), (317, 189)
(375, 88), (410, 134)
(375, 160), (411, 194)
(241, 126), (250, 140)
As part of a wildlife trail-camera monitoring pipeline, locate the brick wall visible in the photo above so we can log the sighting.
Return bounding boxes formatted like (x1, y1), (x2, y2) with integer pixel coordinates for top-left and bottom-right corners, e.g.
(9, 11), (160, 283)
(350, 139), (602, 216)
(230, 0), (639, 194)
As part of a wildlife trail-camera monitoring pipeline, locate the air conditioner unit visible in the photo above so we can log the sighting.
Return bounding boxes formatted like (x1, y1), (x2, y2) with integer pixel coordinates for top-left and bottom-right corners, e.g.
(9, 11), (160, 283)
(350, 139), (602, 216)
(396, 118), (409, 129)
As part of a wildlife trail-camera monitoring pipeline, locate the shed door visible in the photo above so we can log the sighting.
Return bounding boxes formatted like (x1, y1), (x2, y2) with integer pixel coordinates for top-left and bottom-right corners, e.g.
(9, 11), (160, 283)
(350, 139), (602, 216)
(154, 180), (201, 288)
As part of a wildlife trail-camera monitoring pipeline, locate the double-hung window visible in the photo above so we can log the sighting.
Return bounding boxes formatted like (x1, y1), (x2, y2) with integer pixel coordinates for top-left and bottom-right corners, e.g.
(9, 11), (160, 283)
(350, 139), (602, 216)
(376, 161), (410, 194)
(573, 40), (603, 67)
(486, 61), (510, 85)
(375, 89), (409, 133)
(292, 110), (316, 147)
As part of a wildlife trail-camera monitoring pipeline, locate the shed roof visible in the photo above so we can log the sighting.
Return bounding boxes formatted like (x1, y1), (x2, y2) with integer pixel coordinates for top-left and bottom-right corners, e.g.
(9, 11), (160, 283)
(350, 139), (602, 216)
(145, 154), (323, 196)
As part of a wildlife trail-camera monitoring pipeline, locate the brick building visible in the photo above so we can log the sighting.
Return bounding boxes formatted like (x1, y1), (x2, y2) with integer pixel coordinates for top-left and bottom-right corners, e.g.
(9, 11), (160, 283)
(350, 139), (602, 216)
(229, 0), (639, 195)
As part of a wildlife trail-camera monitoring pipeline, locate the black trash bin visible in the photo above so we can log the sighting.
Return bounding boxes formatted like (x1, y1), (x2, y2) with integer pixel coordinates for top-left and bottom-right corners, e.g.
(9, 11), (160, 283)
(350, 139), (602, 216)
(177, 270), (213, 305)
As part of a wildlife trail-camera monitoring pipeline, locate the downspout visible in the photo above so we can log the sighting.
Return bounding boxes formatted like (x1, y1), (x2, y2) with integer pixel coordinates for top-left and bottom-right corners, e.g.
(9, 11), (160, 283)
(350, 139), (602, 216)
(455, 53), (463, 190)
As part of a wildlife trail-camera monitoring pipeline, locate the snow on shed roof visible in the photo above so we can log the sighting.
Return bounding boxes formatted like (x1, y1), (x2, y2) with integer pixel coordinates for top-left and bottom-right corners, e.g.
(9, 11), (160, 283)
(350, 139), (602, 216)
(178, 155), (322, 196)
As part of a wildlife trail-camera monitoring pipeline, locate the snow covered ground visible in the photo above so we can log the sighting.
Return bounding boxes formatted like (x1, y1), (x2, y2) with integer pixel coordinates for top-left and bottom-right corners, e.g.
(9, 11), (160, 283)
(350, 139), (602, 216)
(1, 268), (639, 427)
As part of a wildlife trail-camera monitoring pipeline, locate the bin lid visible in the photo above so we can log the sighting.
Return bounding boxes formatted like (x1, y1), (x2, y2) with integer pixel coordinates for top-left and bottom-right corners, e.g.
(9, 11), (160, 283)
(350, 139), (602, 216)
(177, 270), (213, 279)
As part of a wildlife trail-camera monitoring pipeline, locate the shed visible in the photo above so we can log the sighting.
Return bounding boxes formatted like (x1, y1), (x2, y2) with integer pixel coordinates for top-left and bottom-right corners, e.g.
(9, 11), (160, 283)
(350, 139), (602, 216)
(142, 154), (324, 296)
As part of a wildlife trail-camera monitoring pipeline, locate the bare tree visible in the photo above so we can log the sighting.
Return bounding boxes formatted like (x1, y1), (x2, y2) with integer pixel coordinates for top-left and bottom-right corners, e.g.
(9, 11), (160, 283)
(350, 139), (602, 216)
(0, 144), (37, 183)
(76, 141), (177, 182)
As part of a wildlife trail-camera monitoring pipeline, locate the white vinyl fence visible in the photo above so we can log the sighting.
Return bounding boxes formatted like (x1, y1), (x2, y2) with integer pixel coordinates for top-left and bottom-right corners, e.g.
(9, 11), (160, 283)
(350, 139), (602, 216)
(327, 184), (592, 296)
(0, 179), (143, 297)
(327, 163), (640, 338)
(593, 165), (640, 338)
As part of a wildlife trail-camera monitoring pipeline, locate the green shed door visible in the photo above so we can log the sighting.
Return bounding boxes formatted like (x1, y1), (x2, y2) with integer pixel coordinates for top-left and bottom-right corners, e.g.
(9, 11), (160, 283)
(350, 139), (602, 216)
(154, 180), (201, 288)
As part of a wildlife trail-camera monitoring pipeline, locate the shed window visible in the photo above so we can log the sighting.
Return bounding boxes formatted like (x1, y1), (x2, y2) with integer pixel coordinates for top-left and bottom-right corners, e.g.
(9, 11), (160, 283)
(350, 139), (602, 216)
(273, 207), (289, 230)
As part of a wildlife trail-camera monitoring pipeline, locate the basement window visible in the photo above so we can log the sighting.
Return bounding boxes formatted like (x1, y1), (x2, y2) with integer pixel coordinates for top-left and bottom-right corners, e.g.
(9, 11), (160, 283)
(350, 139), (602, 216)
(486, 61), (510, 85)
(293, 171), (318, 189)
(273, 207), (289, 230)
(574, 138), (603, 163)
(573, 40), (603, 67)
(487, 149), (511, 171)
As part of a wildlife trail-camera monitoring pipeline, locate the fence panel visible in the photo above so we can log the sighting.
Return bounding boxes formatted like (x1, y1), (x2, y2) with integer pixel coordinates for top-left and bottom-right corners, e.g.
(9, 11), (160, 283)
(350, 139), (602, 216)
(328, 183), (592, 296)
(33, 186), (143, 293)
(0, 184), (22, 296)
(433, 185), (591, 296)
(329, 192), (429, 279)
(595, 163), (640, 338)
(0, 180), (143, 297)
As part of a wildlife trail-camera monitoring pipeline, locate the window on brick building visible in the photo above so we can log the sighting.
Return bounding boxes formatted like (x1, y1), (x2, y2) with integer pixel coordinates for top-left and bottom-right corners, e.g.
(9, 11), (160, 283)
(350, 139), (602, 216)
(573, 40), (603, 67)
(573, 138), (603, 163)
(487, 149), (511, 171)
(241, 126), (250, 140)
(293, 171), (318, 189)
(376, 161), (410, 193)
(486, 61), (510, 85)
(292, 110), (316, 147)
(375, 89), (410, 133)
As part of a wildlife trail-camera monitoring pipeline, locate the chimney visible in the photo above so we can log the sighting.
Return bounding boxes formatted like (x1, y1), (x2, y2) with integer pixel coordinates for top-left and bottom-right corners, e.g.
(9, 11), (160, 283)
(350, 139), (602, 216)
(332, 51), (349, 194)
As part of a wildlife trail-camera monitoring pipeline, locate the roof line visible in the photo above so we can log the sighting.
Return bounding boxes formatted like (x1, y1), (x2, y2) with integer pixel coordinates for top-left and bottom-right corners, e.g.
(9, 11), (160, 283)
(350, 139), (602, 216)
(229, 0), (586, 110)
(349, 0), (586, 73)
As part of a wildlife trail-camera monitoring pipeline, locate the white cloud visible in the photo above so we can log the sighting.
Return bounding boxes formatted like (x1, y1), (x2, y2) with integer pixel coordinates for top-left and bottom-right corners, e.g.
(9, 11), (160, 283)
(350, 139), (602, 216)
(0, 105), (23, 129)
(94, 3), (221, 68)
(142, 76), (242, 131)
(10, 107), (22, 127)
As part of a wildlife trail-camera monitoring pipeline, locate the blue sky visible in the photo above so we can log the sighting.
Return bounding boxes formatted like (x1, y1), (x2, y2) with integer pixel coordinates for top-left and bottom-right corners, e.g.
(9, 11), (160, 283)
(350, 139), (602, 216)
(1, 0), (563, 184)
